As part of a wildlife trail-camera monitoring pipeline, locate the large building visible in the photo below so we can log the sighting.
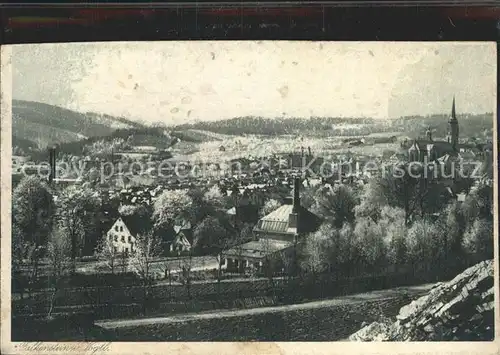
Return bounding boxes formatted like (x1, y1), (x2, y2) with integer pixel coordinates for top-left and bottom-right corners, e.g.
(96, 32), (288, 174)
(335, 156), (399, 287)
(223, 177), (322, 273)
(408, 97), (461, 162)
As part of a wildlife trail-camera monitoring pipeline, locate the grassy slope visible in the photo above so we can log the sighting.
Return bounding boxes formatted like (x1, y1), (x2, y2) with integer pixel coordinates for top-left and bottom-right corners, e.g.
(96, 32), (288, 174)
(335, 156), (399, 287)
(100, 297), (410, 341)
(96, 284), (435, 341)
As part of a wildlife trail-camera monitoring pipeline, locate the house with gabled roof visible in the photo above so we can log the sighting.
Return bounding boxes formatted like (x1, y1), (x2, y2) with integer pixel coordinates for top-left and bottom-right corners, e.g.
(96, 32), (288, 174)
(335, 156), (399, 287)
(169, 220), (194, 254)
(104, 216), (141, 255)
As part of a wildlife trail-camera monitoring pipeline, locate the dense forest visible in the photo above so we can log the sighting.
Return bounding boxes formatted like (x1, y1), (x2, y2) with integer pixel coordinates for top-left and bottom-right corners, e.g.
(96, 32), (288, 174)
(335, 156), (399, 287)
(173, 113), (494, 139)
(174, 116), (380, 136)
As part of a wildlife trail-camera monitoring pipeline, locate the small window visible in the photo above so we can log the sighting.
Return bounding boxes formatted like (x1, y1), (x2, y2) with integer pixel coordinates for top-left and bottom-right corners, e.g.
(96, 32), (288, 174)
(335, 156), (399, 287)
(114, 235), (118, 242)
(120, 226), (124, 232)
(115, 225), (119, 232)
(128, 235), (132, 243)
(121, 235), (125, 243)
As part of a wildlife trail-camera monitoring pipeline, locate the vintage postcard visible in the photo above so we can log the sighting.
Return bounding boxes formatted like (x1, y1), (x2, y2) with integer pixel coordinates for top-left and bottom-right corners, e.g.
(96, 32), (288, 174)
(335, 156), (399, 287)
(1, 41), (498, 354)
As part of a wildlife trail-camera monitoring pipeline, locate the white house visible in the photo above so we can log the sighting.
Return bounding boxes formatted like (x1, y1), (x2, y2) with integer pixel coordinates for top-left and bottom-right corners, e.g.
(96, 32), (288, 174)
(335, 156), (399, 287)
(105, 217), (137, 255)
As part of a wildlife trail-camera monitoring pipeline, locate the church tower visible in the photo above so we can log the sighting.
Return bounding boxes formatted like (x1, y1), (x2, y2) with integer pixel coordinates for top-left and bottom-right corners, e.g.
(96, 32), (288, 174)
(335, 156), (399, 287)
(449, 96), (459, 151)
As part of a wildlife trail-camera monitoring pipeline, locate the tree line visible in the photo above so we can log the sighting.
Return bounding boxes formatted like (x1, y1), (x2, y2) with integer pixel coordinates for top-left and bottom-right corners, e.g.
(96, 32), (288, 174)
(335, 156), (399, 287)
(297, 164), (494, 281)
(174, 116), (379, 136)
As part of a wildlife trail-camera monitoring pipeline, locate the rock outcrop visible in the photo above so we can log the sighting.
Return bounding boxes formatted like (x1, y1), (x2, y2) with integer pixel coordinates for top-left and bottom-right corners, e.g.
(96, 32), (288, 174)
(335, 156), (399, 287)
(350, 260), (494, 341)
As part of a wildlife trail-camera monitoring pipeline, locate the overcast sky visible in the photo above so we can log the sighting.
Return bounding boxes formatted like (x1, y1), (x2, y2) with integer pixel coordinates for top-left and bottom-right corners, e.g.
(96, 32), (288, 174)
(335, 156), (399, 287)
(12, 41), (496, 124)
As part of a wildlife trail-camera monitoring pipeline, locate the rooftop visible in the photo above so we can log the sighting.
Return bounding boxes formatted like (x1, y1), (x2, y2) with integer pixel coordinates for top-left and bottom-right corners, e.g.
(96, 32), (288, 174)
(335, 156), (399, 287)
(223, 239), (293, 259)
(254, 203), (321, 235)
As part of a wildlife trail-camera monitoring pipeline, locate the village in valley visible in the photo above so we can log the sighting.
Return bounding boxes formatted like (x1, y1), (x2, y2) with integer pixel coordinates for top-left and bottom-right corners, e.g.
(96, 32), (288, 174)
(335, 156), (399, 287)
(11, 97), (495, 341)
(10, 42), (495, 342)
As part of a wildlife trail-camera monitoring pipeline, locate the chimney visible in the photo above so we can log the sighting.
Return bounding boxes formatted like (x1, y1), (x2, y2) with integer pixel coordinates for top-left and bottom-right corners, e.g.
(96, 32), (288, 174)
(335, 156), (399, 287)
(288, 178), (300, 233)
(48, 146), (56, 184)
(293, 177), (300, 210)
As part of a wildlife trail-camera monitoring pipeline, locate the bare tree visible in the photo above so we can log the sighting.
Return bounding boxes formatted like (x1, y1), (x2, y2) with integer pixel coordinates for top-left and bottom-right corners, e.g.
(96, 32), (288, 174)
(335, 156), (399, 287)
(23, 242), (44, 300)
(178, 252), (194, 300)
(95, 236), (119, 275)
(160, 260), (173, 299)
(59, 208), (84, 274)
(12, 221), (42, 301)
(46, 227), (71, 320)
(128, 232), (162, 315)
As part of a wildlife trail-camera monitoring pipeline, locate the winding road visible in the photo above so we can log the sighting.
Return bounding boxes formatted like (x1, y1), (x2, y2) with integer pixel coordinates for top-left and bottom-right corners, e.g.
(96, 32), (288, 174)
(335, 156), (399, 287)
(96, 283), (436, 329)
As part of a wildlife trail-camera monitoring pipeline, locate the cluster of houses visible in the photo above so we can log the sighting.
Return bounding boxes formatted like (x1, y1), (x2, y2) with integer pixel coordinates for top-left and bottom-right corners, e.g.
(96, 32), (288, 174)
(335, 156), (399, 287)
(103, 176), (323, 274)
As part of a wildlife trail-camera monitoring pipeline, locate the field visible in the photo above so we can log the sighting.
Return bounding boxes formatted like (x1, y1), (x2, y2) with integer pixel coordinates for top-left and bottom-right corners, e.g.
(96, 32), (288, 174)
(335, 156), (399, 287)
(171, 132), (405, 163)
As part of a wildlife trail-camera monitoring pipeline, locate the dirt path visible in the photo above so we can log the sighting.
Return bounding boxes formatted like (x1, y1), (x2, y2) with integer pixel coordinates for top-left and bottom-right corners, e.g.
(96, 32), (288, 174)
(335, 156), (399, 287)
(96, 283), (436, 329)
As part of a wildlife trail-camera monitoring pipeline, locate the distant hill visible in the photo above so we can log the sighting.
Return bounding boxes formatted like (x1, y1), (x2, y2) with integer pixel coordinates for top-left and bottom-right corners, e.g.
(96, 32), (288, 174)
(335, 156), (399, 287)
(12, 100), (145, 151)
(13, 101), (492, 160)
(174, 114), (494, 139)
(38, 126), (174, 159)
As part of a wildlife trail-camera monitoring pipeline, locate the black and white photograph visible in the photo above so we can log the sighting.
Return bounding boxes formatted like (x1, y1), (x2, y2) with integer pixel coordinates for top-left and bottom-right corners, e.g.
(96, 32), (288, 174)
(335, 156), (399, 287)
(1, 41), (497, 346)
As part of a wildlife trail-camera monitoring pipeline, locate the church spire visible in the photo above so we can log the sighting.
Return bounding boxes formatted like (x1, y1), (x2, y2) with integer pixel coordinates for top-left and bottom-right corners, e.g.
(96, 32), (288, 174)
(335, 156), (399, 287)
(449, 95), (459, 151)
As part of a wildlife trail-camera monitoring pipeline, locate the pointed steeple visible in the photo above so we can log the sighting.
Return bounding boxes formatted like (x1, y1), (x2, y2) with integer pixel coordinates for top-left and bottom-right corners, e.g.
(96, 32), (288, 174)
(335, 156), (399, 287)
(451, 95), (457, 121)
(449, 95), (459, 151)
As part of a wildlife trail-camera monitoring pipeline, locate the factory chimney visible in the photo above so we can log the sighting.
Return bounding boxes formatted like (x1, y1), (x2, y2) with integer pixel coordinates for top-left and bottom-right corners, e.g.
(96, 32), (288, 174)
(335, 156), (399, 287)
(288, 177), (301, 231)
(293, 177), (300, 212)
(48, 145), (57, 184)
